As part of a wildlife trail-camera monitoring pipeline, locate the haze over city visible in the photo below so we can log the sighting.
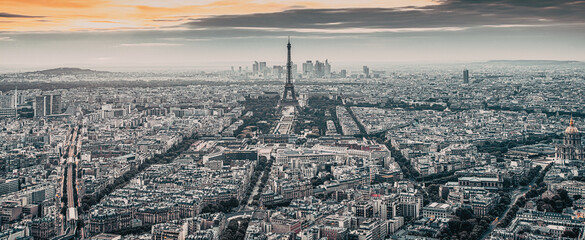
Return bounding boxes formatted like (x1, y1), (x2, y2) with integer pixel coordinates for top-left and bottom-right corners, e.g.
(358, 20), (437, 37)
(1, 0), (585, 70)
(2, 1), (585, 240)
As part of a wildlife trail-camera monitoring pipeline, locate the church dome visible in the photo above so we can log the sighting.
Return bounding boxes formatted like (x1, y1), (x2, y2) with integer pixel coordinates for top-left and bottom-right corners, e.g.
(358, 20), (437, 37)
(565, 117), (579, 134)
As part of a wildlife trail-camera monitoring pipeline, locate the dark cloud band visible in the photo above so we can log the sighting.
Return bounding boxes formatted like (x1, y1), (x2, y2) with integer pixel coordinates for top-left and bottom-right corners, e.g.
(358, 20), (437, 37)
(182, 0), (585, 31)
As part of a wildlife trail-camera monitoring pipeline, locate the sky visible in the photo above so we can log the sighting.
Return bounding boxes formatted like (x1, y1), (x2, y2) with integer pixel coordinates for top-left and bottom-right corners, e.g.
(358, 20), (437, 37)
(1, 0), (585, 71)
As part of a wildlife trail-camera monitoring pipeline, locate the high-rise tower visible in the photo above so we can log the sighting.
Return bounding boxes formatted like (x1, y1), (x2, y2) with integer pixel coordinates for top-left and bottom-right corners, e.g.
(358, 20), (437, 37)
(13, 87), (17, 117)
(281, 37), (298, 106)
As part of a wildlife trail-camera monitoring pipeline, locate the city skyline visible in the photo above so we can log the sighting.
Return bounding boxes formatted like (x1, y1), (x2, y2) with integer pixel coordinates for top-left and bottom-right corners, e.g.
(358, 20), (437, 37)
(1, 0), (585, 70)
(4, 1), (585, 240)
(2, 9), (585, 237)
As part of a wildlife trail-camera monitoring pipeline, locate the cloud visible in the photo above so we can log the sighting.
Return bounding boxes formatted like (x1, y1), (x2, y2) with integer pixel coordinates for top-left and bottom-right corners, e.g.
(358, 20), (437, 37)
(180, 0), (585, 35)
(159, 37), (211, 41)
(232, 26), (469, 34)
(0, 37), (14, 41)
(282, 5), (307, 11)
(2, 0), (585, 67)
(3, 0), (105, 8)
(119, 42), (183, 47)
(0, 12), (44, 18)
(5, 0), (581, 34)
(153, 19), (186, 22)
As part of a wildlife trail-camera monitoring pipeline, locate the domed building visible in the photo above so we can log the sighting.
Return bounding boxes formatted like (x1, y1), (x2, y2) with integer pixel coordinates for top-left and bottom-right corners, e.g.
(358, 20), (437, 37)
(555, 117), (585, 164)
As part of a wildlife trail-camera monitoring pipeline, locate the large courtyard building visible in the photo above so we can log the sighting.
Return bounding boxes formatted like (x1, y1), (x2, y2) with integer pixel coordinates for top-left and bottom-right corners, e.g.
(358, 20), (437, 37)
(556, 117), (585, 164)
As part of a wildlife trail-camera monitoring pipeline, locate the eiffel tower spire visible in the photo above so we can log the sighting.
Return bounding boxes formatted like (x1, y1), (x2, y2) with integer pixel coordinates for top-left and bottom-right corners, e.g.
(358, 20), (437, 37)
(282, 37), (297, 103)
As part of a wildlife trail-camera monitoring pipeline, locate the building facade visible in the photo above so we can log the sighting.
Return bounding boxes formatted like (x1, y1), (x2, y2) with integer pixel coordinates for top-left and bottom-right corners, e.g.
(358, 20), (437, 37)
(556, 118), (585, 164)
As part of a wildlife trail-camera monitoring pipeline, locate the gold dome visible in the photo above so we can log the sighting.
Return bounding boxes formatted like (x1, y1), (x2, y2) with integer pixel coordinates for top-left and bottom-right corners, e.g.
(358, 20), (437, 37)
(565, 117), (579, 134)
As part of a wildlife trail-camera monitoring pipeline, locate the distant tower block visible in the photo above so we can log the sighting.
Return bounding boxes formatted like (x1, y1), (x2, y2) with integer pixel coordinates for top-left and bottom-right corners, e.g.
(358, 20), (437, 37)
(363, 66), (370, 78)
(463, 69), (469, 83)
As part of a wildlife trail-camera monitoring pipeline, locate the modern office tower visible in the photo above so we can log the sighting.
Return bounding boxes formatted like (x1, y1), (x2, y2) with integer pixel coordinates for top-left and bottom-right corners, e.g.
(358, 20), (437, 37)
(14, 88), (17, 110)
(253, 61), (259, 75)
(273, 65), (284, 79)
(34, 94), (62, 117)
(340, 69), (347, 78)
(0, 88), (16, 113)
(51, 94), (61, 115)
(314, 60), (325, 78)
(325, 59), (331, 77)
(259, 62), (267, 75)
(303, 61), (313, 76)
(463, 69), (469, 83)
(292, 63), (298, 77)
(363, 66), (370, 78)
(34, 96), (46, 117)
(0, 95), (12, 108)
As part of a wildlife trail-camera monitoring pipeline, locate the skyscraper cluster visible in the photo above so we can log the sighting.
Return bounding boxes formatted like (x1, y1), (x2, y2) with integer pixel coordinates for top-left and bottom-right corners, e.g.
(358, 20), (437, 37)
(303, 59), (331, 78)
(34, 94), (62, 117)
(253, 61), (297, 79)
(251, 59), (334, 79)
(0, 89), (18, 118)
(363, 66), (370, 78)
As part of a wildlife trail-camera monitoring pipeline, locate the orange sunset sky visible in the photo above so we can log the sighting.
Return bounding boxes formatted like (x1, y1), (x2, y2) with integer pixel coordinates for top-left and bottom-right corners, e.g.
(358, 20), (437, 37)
(1, 0), (436, 32)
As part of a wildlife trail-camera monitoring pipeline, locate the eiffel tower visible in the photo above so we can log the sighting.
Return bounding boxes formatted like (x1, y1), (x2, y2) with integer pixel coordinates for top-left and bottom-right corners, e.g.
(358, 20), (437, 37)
(280, 37), (299, 107)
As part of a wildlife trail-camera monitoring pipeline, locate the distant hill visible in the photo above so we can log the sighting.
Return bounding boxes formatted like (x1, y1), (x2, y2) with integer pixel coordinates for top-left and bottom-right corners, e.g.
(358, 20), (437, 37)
(31, 67), (110, 75)
(482, 60), (582, 65)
